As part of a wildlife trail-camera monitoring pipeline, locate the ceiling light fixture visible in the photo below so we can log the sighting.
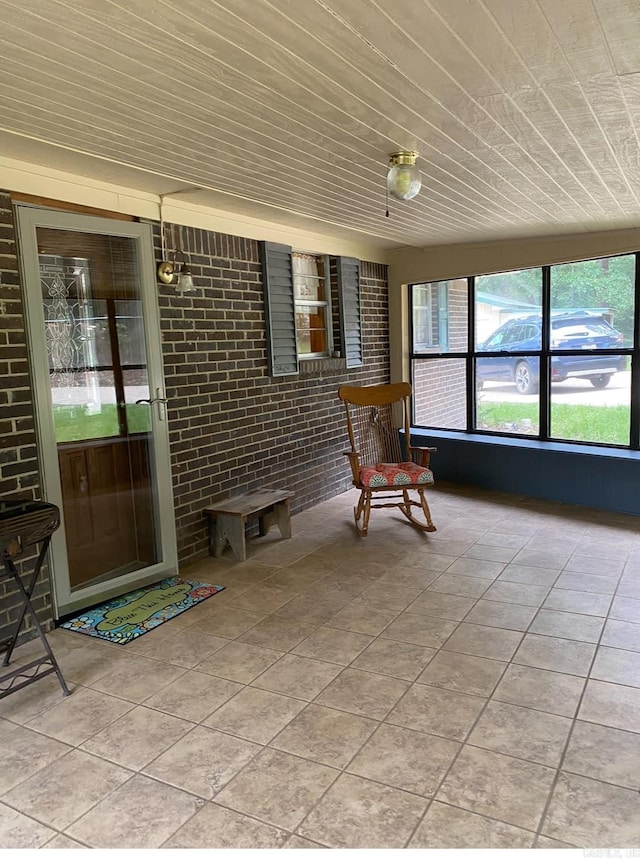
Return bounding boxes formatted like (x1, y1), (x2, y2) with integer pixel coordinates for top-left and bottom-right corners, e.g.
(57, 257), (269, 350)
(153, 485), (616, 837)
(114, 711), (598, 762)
(386, 150), (422, 208)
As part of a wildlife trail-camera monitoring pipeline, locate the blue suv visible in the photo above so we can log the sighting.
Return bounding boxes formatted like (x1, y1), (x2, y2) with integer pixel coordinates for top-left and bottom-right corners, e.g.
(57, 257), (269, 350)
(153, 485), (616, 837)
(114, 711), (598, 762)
(477, 313), (626, 394)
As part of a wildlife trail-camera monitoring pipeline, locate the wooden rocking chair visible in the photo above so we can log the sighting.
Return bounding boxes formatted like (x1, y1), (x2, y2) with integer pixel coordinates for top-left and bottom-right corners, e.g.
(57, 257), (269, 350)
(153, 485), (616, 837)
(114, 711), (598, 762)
(338, 382), (437, 536)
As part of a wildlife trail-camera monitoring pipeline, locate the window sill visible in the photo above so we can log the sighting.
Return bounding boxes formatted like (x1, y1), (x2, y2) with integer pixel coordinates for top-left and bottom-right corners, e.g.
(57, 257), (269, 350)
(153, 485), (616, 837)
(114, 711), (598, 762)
(299, 357), (346, 375)
(406, 429), (640, 460)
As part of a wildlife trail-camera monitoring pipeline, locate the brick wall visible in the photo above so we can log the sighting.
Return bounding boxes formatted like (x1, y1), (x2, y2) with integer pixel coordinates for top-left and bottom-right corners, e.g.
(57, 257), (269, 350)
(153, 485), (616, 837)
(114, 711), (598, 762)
(0, 192), (52, 645)
(153, 223), (389, 565)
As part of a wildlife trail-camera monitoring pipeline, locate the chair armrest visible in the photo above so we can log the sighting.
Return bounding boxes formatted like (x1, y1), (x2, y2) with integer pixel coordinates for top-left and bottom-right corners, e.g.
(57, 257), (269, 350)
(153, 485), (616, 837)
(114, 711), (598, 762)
(409, 445), (437, 467)
(342, 450), (361, 483)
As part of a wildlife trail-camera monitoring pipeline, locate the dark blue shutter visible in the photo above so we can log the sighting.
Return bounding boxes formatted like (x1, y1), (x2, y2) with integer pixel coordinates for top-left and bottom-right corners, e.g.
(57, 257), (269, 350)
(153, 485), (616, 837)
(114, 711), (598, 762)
(260, 241), (299, 377)
(337, 256), (362, 368)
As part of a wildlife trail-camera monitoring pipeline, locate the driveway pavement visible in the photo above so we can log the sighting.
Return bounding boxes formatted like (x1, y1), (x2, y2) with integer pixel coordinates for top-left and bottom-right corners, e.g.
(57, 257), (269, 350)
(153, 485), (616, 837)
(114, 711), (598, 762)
(480, 370), (630, 406)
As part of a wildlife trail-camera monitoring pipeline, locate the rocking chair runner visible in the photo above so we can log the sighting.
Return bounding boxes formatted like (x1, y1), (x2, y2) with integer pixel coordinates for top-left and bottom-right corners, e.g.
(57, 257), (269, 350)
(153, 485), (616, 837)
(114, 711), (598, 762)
(338, 382), (437, 535)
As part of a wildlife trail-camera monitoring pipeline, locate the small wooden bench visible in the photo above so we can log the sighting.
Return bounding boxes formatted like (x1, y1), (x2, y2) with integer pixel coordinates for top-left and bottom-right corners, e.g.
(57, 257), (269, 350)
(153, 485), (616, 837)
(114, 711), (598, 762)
(204, 489), (294, 562)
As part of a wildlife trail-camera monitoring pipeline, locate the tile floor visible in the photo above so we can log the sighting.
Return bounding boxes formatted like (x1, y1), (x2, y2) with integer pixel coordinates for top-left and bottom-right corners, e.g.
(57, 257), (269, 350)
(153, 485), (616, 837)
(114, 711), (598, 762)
(2, 483), (640, 849)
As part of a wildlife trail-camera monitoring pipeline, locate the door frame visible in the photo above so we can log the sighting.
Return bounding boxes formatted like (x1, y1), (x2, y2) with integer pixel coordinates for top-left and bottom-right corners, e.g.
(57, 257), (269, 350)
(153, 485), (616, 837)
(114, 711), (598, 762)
(16, 205), (178, 617)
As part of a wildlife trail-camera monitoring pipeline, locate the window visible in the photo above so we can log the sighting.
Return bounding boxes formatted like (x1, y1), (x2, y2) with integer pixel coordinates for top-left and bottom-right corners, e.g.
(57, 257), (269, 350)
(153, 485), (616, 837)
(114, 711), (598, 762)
(412, 282), (449, 351)
(410, 254), (636, 448)
(292, 252), (331, 358)
(260, 241), (362, 376)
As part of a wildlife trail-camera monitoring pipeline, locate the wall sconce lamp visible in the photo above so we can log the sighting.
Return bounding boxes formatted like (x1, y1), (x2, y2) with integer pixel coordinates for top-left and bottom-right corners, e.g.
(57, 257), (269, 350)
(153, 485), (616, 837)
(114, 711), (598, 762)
(157, 249), (196, 293)
(386, 150), (422, 202)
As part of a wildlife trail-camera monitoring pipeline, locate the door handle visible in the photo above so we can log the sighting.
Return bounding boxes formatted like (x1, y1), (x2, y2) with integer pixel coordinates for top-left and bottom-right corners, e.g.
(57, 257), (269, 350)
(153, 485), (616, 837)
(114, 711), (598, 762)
(136, 388), (167, 421)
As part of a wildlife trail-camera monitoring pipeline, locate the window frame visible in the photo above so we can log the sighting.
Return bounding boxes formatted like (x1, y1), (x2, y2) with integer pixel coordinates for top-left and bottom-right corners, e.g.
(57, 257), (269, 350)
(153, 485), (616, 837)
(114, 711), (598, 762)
(292, 251), (333, 360)
(409, 253), (639, 450)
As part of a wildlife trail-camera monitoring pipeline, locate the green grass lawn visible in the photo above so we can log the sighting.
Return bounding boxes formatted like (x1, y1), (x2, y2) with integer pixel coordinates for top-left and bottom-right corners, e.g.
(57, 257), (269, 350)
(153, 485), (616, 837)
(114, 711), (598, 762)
(477, 401), (630, 445)
(53, 404), (151, 443)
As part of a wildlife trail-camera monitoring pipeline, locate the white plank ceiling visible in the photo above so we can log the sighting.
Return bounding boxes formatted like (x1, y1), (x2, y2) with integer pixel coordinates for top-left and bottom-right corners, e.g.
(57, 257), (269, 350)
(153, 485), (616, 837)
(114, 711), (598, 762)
(1, 0), (640, 248)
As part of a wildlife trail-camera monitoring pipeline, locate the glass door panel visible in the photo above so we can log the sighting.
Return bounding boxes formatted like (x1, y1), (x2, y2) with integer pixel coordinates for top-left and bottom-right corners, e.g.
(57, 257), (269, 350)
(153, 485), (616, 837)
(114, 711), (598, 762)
(19, 208), (177, 615)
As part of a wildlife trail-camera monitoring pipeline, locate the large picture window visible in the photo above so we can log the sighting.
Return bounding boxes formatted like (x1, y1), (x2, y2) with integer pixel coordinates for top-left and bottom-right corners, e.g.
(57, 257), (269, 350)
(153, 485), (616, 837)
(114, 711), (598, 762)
(410, 253), (637, 448)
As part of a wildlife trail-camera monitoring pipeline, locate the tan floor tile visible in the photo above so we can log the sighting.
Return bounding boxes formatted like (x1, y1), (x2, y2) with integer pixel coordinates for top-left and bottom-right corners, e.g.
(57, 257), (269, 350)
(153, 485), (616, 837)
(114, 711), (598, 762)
(143, 670), (242, 722)
(291, 627), (373, 665)
(417, 649), (506, 697)
(555, 572), (617, 594)
(618, 577), (640, 599)
(315, 668), (409, 720)
(464, 599), (537, 631)
(482, 580), (550, 607)
(511, 549), (570, 569)
(127, 628), (229, 668)
(196, 640), (283, 684)
(215, 747), (338, 830)
(591, 646), (640, 688)
(400, 551), (458, 572)
(24, 686), (134, 745)
(437, 745), (555, 830)
(271, 703), (377, 767)
(274, 590), (352, 623)
(352, 638), (436, 681)
(497, 564), (560, 587)
(80, 704), (194, 769)
(204, 686), (306, 743)
(565, 554), (624, 577)
(0, 675), (72, 724)
(143, 725), (261, 798)
(579, 679), (640, 733)
(406, 590), (476, 621)
(421, 538), (474, 556)
(443, 623), (523, 661)
(514, 633), (596, 676)
(409, 801), (535, 848)
(463, 543), (518, 563)
(56, 644), (128, 686)
(602, 619), (640, 652)
(563, 720), (640, 790)
(445, 557), (505, 579)
(610, 595), (640, 623)
(543, 772), (640, 847)
(478, 532), (529, 549)
(387, 682), (485, 741)
(0, 803), (55, 849)
(284, 835), (327, 848)
(42, 834), (86, 848)
(251, 653), (342, 700)
(265, 565), (330, 591)
(427, 574), (491, 598)
(542, 588), (612, 616)
(0, 725), (71, 793)
(493, 663), (586, 717)
(381, 612), (458, 648)
(377, 567), (442, 589)
(163, 803), (289, 848)
(468, 700), (572, 766)
(228, 583), (297, 613)
(66, 774), (199, 848)
(357, 584), (423, 611)
(2, 748), (130, 829)
(535, 835), (577, 848)
(324, 598), (398, 636)
(88, 655), (186, 703)
(530, 609), (604, 642)
(189, 606), (265, 638)
(298, 772), (427, 848)
(238, 616), (318, 650)
(348, 722), (459, 796)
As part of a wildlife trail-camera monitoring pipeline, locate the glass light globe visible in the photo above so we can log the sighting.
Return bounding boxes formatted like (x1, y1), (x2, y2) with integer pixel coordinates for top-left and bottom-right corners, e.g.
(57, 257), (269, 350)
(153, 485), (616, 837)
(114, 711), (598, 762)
(387, 163), (422, 201)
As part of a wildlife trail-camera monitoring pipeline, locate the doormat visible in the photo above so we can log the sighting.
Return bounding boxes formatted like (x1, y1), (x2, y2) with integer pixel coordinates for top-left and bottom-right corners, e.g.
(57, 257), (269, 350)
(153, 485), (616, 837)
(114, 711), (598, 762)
(59, 577), (225, 645)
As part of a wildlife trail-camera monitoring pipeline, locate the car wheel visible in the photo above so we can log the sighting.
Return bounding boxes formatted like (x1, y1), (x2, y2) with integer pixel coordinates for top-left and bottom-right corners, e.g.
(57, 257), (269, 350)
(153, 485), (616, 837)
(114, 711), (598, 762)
(590, 375), (611, 389)
(514, 361), (538, 395)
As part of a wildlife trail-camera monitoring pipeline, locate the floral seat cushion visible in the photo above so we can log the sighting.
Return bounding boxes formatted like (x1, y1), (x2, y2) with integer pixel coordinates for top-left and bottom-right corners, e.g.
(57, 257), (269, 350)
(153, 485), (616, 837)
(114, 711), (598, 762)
(359, 462), (434, 487)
